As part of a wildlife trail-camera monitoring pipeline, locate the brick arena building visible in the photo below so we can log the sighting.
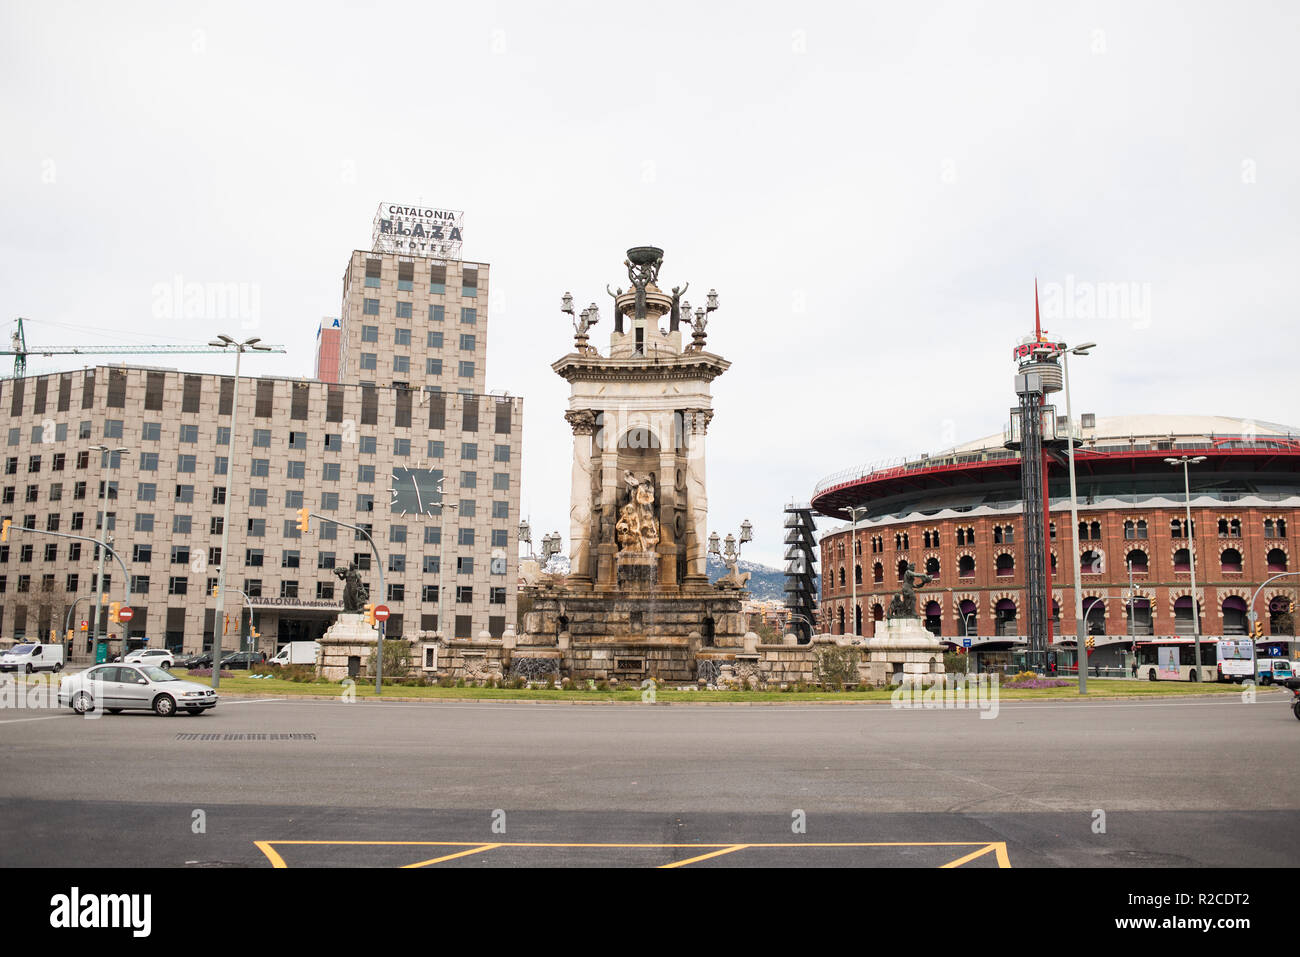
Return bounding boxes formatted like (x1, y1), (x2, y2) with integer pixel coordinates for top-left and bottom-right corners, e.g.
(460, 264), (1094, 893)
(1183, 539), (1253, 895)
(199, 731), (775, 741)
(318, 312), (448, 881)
(812, 415), (1300, 670)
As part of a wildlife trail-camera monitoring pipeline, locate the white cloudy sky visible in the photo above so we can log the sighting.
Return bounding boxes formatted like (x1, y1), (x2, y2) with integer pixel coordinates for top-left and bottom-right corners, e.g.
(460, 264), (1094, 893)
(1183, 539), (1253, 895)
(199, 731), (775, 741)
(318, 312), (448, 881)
(1, 1), (1297, 567)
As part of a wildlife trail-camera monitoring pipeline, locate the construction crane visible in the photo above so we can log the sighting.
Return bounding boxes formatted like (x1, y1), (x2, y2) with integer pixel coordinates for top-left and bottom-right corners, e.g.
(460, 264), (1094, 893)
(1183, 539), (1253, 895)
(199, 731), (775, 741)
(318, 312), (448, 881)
(5, 318), (285, 377)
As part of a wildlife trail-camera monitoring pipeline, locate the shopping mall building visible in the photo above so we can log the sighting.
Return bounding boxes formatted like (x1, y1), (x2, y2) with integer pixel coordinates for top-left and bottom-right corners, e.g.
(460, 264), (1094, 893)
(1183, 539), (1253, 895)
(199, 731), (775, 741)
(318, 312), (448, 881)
(0, 204), (524, 656)
(812, 414), (1300, 669)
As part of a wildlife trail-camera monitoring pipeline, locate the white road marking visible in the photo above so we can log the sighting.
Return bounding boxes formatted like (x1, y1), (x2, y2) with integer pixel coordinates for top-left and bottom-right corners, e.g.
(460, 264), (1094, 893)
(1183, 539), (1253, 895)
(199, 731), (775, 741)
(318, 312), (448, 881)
(0, 714), (72, 725)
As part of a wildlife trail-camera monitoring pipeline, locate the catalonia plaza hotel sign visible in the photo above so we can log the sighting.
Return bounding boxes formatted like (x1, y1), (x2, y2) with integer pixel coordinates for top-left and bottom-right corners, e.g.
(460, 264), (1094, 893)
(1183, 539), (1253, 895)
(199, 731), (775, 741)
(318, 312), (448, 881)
(372, 202), (465, 259)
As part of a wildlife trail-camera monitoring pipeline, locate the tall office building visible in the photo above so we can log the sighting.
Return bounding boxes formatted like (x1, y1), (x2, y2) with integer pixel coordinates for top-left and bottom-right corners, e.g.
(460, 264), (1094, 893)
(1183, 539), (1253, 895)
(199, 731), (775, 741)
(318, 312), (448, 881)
(0, 204), (524, 654)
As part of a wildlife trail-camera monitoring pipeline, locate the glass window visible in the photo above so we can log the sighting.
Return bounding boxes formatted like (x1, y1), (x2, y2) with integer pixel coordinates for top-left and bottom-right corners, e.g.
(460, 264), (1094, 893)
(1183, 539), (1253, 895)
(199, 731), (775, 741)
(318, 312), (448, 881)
(252, 429), (271, 447)
(491, 529), (508, 548)
(429, 304), (444, 322)
(429, 440), (444, 459)
(361, 325), (379, 342)
(142, 422), (162, 441)
(360, 353), (377, 370)
(461, 307), (476, 325)
(139, 452), (158, 472)
(363, 298), (379, 315)
(426, 358), (443, 376)
(323, 462), (341, 482)
(492, 501), (508, 520)
(458, 361), (475, 379)
(358, 465), (375, 483)
(249, 488), (267, 507)
(493, 472), (509, 490)
(396, 302), (412, 319)
(359, 436), (377, 454)
(461, 443), (477, 460)
(427, 331), (444, 348)
(179, 424), (198, 443)
(394, 355), (410, 374)
(286, 461), (306, 479)
(394, 438), (410, 456)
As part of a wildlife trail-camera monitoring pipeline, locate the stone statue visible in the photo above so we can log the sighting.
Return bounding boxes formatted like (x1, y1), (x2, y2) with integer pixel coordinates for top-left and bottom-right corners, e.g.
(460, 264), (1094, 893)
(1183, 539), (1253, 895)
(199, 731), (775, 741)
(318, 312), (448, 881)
(606, 284), (624, 334)
(334, 562), (369, 613)
(669, 283), (689, 331)
(615, 472), (659, 553)
(887, 563), (932, 619)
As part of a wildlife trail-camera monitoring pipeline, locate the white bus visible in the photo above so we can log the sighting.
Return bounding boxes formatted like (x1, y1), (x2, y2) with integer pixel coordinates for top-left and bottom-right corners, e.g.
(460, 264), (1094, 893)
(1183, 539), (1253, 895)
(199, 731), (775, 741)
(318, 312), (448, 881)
(1134, 638), (1218, 682)
(1216, 639), (1254, 683)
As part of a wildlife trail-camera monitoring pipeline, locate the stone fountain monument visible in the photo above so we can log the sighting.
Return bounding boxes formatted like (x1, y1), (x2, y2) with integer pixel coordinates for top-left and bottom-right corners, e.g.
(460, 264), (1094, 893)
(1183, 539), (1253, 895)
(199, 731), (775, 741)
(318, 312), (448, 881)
(864, 562), (947, 685)
(519, 247), (747, 682)
(315, 562), (381, 680)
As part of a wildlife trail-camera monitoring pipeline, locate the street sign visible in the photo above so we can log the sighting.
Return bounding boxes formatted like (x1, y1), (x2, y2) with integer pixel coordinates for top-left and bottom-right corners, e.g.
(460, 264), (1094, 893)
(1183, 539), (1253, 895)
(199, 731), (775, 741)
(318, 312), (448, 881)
(373, 605), (391, 623)
(80, 620), (88, 631)
(962, 638), (972, 648)
(117, 606), (134, 623)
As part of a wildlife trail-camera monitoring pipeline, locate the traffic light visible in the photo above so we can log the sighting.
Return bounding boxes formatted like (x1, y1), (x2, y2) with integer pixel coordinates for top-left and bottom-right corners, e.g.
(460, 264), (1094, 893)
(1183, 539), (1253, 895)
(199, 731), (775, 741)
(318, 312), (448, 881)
(1085, 636), (1096, 650)
(108, 602), (121, 624)
(1253, 620), (1264, 639)
(1, 518), (10, 542)
(297, 508), (311, 533)
(212, 584), (219, 597)
(364, 603), (376, 627)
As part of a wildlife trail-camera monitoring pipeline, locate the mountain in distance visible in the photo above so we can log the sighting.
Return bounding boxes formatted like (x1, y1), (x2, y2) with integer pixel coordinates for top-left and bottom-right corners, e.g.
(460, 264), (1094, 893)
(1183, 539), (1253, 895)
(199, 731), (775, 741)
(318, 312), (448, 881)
(540, 553), (814, 603)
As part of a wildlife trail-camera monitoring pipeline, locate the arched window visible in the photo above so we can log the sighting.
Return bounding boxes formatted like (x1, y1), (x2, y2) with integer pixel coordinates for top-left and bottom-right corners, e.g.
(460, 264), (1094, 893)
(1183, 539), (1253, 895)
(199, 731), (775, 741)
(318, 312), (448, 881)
(902, 533), (909, 550)
(1230, 519), (1241, 538)
(958, 555), (975, 579)
(897, 559), (908, 582)
(1127, 549), (1148, 574)
(1124, 520), (1136, 540)
(1051, 552), (1058, 575)
(925, 556), (940, 578)
(873, 561), (883, 584)
(993, 526), (1004, 545)
(1173, 548), (1190, 572)
(1127, 598), (1153, 635)
(854, 604), (862, 636)
(995, 598), (1017, 637)
(838, 567), (845, 587)
(1082, 596), (1106, 635)
(1269, 597), (1293, 635)
(1221, 596), (1247, 635)
(957, 599), (977, 636)
(872, 603), (884, 622)
(1220, 548), (1243, 573)
(1265, 519), (1276, 538)
(1267, 548), (1288, 572)
(854, 564), (862, 585)
(1081, 550), (1102, 574)
(996, 553), (1014, 578)
(924, 601), (942, 636)
(1217, 518), (1229, 536)
(1173, 596), (1199, 634)
(1089, 521), (1101, 540)
(836, 606), (845, 635)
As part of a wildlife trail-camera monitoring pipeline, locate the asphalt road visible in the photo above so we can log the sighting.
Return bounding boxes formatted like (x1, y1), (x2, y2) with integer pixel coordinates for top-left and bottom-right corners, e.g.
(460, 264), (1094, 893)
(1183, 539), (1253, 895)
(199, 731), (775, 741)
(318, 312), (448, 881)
(3, 691), (1298, 867)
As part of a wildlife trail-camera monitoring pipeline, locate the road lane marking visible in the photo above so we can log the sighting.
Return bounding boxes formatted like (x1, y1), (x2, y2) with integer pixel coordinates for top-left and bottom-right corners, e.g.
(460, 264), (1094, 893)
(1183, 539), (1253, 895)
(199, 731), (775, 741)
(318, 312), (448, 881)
(940, 842), (1008, 868)
(403, 844), (501, 868)
(0, 714), (70, 725)
(660, 844), (749, 868)
(255, 839), (1011, 868)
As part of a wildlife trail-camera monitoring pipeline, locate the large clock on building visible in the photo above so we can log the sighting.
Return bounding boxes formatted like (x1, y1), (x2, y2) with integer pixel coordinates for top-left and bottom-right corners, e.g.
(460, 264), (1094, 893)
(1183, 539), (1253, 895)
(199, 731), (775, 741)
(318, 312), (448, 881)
(389, 465), (443, 517)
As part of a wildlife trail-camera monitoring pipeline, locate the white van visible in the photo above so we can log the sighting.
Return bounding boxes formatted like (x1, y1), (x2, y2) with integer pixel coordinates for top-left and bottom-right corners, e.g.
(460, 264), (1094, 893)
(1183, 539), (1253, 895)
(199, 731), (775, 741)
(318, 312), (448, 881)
(0, 642), (66, 674)
(269, 641), (320, 667)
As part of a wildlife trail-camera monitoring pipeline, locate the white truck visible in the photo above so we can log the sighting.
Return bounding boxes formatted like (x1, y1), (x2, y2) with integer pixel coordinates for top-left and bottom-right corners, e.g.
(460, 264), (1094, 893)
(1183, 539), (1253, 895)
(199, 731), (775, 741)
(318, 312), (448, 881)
(0, 642), (66, 674)
(269, 641), (320, 667)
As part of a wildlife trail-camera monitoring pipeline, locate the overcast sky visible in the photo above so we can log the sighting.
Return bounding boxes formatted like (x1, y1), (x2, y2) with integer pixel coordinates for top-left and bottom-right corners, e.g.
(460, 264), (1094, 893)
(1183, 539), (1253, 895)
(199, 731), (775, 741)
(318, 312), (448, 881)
(2, 1), (1297, 567)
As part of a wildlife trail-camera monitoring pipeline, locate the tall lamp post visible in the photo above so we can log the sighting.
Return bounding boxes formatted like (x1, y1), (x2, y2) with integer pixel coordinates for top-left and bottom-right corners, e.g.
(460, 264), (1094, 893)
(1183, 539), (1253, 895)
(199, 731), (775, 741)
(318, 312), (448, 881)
(208, 335), (273, 690)
(1166, 455), (1207, 679)
(1039, 341), (1096, 694)
(88, 444), (129, 659)
(843, 506), (869, 638)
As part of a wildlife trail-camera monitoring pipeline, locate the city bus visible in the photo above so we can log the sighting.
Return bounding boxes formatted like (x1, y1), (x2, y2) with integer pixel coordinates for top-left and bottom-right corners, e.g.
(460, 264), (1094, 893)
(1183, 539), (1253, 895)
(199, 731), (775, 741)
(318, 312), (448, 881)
(1134, 638), (1218, 682)
(1216, 638), (1254, 683)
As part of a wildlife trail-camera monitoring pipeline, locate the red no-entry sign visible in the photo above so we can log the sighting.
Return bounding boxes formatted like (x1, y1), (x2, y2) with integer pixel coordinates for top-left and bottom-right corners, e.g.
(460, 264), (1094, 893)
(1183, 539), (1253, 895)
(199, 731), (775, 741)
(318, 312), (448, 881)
(373, 605), (390, 623)
(118, 607), (134, 623)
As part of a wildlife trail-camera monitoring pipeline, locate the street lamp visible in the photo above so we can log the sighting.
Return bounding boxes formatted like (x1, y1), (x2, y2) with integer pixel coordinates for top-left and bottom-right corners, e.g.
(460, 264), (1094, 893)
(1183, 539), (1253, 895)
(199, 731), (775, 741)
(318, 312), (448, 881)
(1039, 341), (1096, 694)
(208, 335), (273, 689)
(1166, 455), (1207, 679)
(88, 444), (129, 659)
(708, 521), (752, 586)
(842, 506), (870, 638)
(518, 517), (533, 559)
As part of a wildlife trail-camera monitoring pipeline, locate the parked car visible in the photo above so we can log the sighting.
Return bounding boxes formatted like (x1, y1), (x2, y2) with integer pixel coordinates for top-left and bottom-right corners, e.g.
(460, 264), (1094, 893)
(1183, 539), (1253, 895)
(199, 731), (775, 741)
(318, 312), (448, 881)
(0, 642), (65, 674)
(58, 664), (218, 716)
(220, 651), (267, 670)
(124, 648), (176, 670)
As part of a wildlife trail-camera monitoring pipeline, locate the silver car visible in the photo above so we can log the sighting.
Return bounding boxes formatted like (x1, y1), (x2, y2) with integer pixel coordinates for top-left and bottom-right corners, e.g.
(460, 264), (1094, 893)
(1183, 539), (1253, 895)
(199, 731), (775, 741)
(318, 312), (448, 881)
(59, 664), (218, 716)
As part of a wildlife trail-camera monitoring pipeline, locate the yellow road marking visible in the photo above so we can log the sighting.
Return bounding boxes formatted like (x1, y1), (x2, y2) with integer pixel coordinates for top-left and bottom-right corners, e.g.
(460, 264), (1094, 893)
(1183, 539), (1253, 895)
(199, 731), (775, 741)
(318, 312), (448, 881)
(940, 843), (1009, 868)
(254, 840), (288, 869)
(402, 843), (501, 868)
(660, 844), (749, 868)
(253, 839), (1012, 868)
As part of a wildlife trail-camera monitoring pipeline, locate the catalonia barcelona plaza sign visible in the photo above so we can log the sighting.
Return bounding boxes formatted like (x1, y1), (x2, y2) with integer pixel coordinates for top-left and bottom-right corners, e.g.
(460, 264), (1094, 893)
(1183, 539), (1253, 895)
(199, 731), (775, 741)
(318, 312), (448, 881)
(372, 202), (465, 259)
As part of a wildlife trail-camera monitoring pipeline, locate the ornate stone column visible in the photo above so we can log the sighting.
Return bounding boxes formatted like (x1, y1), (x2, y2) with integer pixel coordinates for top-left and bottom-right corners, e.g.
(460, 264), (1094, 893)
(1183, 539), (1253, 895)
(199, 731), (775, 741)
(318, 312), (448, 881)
(564, 410), (596, 584)
(683, 408), (713, 584)
(656, 411), (679, 588)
